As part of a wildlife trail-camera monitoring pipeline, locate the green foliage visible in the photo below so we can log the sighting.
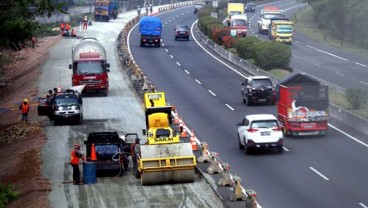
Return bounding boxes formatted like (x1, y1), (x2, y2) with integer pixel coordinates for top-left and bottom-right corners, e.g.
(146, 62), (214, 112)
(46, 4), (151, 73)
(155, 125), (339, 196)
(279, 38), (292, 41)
(235, 36), (261, 60)
(344, 88), (368, 110)
(252, 41), (291, 70)
(197, 7), (212, 19)
(0, 183), (19, 207)
(198, 16), (222, 36)
(306, 0), (368, 44)
(0, 0), (62, 50)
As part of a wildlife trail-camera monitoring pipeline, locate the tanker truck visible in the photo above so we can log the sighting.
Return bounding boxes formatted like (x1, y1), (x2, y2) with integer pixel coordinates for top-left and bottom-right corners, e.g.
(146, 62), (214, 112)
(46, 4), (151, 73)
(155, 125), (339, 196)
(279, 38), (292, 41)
(132, 92), (196, 185)
(69, 38), (110, 96)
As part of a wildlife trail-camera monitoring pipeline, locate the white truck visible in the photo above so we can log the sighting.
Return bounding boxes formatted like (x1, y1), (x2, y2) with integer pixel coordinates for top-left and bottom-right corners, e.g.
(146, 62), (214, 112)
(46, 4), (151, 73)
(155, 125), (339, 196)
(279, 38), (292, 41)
(229, 14), (248, 37)
(257, 6), (283, 35)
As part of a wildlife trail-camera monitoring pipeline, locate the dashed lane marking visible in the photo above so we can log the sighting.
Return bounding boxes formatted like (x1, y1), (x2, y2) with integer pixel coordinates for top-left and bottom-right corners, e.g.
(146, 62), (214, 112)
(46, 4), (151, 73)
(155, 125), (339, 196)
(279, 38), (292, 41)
(309, 167), (330, 181)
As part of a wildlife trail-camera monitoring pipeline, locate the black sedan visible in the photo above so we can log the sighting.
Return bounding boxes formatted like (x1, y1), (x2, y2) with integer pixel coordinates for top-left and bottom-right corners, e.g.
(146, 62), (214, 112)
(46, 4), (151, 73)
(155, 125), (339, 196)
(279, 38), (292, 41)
(174, 25), (190, 41)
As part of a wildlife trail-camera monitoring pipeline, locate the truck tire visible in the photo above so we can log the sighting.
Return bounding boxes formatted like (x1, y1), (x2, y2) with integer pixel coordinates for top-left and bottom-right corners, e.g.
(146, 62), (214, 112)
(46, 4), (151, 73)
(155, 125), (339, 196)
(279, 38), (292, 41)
(245, 146), (252, 155)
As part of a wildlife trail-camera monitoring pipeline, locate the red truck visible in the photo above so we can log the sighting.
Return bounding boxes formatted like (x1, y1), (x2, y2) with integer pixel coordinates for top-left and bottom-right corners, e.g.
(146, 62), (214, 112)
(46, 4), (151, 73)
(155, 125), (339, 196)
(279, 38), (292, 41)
(277, 73), (329, 136)
(69, 38), (110, 96)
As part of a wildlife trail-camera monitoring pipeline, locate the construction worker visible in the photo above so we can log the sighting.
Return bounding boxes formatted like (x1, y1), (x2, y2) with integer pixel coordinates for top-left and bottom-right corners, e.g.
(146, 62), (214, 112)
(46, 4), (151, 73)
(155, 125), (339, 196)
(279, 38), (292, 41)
(60, 21), (66, 33)
(149, 4), (153, 15)
(137, 6), (141, 17)
(131, 138), (140, 175)
(83, 15), (88, 30)
(70, 144), (85, 185)
(19, 99), (30, 122)
(71, 29), (77, 37)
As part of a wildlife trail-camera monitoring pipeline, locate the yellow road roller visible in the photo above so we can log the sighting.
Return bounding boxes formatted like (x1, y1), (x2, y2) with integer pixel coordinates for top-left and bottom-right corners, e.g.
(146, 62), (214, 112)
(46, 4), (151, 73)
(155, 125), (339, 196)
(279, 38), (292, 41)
(132, 92), (196, 185)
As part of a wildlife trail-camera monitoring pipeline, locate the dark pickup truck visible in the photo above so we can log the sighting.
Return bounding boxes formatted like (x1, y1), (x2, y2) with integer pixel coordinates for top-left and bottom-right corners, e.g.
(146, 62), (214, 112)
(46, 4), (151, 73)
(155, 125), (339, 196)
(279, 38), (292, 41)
(84, 132), (138, 175)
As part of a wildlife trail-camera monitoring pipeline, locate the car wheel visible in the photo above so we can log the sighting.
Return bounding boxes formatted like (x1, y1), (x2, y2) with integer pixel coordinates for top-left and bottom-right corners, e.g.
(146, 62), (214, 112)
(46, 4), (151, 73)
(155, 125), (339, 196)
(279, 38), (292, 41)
(140, 42), (144, 47)
(277, 146), (283, 154)
(54, 118), (59, 126)
(243, 97), (246, 104)
(245, 146), (252, 155)
(246, 98), (252, 106)
(175, 37), (177, 41)
(238, 135), (244, 150)
(187, 37), (189, 41)
(283, 127), (290, 137)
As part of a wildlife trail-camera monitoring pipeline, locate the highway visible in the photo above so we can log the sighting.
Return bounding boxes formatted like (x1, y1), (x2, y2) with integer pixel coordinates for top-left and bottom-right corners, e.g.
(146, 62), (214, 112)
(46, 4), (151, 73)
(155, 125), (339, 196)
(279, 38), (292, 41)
(38, 7), (225, 208)
(247, 0), (368, 90)
(129, 3), (368, 208)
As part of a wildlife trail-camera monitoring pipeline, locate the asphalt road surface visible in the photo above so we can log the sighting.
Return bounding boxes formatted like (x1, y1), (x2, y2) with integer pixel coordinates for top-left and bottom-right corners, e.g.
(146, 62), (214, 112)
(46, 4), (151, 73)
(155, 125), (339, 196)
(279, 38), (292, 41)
(39, 6), (225, 208)
(129, 3), (368, 208)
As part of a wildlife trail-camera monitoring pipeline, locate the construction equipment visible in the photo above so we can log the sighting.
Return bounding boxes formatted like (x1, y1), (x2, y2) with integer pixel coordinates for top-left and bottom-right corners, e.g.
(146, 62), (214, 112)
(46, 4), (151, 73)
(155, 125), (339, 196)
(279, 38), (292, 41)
(133, 92), (196, 185)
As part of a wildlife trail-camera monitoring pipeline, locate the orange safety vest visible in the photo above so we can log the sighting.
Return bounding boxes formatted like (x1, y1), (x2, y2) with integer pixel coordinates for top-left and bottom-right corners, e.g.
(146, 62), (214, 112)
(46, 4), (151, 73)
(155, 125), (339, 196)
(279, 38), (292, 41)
(21, 103), (29, 114)
(70, 150), (81, 165)
(65, 24), (71, 30)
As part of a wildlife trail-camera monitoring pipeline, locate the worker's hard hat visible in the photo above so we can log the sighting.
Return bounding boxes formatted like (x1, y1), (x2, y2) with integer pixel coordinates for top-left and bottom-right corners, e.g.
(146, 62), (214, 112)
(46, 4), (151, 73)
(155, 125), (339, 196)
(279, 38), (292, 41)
(75, 144), (81, 149)
(23, 99), (29, 103)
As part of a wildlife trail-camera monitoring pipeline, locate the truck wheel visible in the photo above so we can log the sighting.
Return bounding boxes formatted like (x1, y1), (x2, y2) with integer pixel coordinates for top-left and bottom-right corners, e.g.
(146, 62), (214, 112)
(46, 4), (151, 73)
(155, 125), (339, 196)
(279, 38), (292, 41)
(155, 43), (160, 47)
(238, 135), (244, 150)
(246, 98), (252, 106)
(243, 97), (246, 103)
(140, 42), (144, 47)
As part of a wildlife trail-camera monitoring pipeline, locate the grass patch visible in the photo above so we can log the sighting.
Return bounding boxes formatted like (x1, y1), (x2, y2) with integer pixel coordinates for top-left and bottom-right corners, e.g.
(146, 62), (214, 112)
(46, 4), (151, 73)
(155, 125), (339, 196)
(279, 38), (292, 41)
(293, 7), (368, 58)
(268, 69), (290, 79)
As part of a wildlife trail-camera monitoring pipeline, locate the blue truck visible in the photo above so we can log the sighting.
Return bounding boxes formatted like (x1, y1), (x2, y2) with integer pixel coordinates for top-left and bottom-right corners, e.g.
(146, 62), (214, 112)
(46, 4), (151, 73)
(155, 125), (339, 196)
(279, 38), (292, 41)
(94, 0), (118, 22)
(139, 16), (162, 47)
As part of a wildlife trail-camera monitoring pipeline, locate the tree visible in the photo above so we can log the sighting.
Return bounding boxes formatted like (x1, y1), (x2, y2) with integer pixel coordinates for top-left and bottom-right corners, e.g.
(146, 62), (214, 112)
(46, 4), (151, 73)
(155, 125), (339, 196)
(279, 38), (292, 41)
(0, 0), (65, 50)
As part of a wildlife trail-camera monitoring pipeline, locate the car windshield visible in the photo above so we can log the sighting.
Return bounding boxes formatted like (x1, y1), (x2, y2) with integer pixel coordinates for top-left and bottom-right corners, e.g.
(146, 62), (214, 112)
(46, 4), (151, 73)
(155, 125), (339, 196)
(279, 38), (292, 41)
(252, 79), (272, 87)
(276, 25), (293, 33)
(230, 11), (242, 16)
(232, 19), (247, 26)
(251, 120), (278, 128)
(263, 13), (282, 20)
(176, 26), (189, 31)
(76, 61), (104, 74)
(55, 96), (79, 106)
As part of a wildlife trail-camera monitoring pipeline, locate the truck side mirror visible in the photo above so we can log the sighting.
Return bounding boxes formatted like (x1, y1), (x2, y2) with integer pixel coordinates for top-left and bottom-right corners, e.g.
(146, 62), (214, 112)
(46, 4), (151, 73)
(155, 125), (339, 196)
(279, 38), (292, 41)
(69, 64), (72, 69)
(142, 129), (146, 136)
(106, 68), (110, 72)
(241, 82), (244, 86)
(105, 63), (110, 68)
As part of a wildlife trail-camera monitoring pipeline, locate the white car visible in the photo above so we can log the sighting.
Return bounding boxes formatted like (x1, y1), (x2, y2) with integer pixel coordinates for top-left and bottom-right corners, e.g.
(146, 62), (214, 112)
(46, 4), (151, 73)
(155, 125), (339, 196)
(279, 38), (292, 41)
(237, 114), (283, 154)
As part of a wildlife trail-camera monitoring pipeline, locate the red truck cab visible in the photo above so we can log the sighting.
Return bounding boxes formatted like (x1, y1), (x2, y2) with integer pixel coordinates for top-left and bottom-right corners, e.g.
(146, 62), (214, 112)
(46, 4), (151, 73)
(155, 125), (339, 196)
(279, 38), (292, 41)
(69, 38), (110, 96)
(277, 73), (329, 136)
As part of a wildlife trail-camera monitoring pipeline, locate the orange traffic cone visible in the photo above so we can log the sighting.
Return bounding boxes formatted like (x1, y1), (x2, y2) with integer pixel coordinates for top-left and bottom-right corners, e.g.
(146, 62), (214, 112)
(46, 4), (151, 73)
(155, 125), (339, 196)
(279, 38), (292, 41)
(181, 128), (188, 138)
(90, 143), (97, 161)
(190, 130), (198, 151)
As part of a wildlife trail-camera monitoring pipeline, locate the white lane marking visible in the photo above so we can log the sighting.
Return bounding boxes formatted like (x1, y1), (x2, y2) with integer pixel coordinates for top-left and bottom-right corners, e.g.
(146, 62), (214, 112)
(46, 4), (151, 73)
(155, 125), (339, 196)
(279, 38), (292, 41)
(184, 69), (190, 74)
(191, 20), (247, 79)
(355, 62), (367, 67)
(314, 64), (321, 67)
(176, 15), (180, 18)
(282, 3), (308, 12)
(309, 167), (330, 181)
(168, 19), (172, 22)
(176, 62), (181, 66)
(170, 55), (174, 59)
(195, 79), (201, 84)
(283, 147), (289, 152)
(335, 72), (345, 77)
(359, 203), (368, 208)
(360, 81), (368, 85)
(208, 90), (216, 96)
(305, 45), (348, 61)
(162, 43), (165, 47)
(165, 49), (168, 52)
(329, 124), (368, 148)
(225, 104), (234, 111)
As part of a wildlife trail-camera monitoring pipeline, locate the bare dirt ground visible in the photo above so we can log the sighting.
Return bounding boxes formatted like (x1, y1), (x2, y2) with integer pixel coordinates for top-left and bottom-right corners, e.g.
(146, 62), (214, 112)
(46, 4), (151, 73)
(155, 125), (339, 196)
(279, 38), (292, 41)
(0, 36), (61, 208)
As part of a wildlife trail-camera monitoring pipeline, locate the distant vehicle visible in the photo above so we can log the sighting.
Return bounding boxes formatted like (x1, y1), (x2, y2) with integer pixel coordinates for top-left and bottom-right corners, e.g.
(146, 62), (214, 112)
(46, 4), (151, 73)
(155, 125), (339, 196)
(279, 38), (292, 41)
(229, 14), (248, 37)
(237, 114), (284, 154)
(245, 3), (255, 12)
(94, 0), (118, 22)
(139, 16), (162, 47)
(269, 17), (294, 45)
(258, 6), (283, 34)
(194, 3), (204, 10)
(174, 25), (190, 41)
(241, 76), (276, 105)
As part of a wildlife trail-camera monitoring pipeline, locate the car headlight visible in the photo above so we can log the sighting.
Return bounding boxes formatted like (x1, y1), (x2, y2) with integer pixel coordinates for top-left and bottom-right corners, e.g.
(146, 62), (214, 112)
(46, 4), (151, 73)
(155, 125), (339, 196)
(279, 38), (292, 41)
(58, 106), (63, 111)
(71, 106), (76, 110)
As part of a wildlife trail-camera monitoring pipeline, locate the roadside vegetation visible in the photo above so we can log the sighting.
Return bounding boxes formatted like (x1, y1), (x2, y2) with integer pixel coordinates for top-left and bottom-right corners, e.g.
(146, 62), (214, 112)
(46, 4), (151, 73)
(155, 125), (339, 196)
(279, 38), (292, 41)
(196, 1), (368, 118)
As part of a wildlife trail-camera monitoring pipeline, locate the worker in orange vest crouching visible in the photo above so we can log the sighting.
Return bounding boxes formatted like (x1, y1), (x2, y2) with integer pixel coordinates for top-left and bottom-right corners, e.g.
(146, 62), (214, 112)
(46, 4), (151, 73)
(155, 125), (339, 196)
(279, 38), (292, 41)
(70, 144), (86, 185)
